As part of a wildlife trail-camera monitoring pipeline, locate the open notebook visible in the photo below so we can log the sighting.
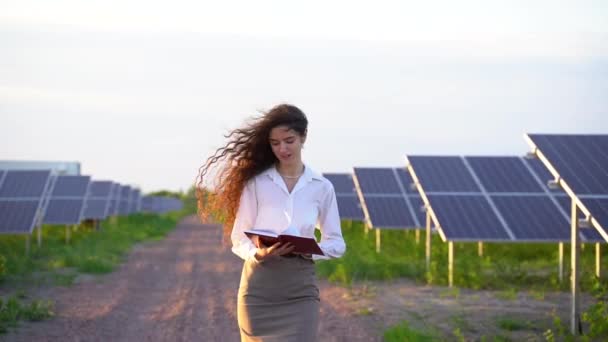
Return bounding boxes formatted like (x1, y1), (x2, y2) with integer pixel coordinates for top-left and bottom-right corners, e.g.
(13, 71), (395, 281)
(244, 229), (324, 256)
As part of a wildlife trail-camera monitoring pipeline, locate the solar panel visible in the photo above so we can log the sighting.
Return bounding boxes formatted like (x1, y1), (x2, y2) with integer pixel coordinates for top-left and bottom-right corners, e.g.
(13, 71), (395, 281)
(353, 168), (402, 194)
(528, 134), (608, 195)
(107, 183), (121, 216)
(0, 201), (43, 234)
(88, 181), (113, 197)
(579, 198), (608, 240)
(142, 196), (182, 214)
(323, 173), (356, 194)
(0, 170), (52, 197)
(406, 156), (480, 192)
(524, 158), (563, 193)
(426, 194), (510, 241)
(0, 170), (53, 234)
(118, 185), (132, 215)
(50, 176), (90, 197)
(43, 199), (86, 224)
(407, 155), (593, 242)
(323, 173), (365, 220)
(83, 181), (114, 220)
(335, 195), (364, 221)
(409, 196), (427, 227)
(527, 134), (608, 242)
(128, 189), (141, 214)
(363, 196), (418, 228)
(43, 175), (91, 225)
(141, 196), (156, 212)
(353, 167), (420, 229)
(553, 196), (603, 241)
(491, 195), (569, 241)
(467, 157), (544, 193)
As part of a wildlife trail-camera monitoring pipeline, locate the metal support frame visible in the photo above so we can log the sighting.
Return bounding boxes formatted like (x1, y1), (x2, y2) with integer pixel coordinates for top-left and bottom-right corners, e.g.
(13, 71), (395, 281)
(37, 225), (42, 247)
(415, 229), (420, 245)
(559, 242), (564, 283)
(448, 241), (454, 287)
(376, 229), (381, 253)
(478, 242), (483, 257)
(596, 243), (601, 278)
(425, 211), (431, 272)
(570, 199), (581, 335)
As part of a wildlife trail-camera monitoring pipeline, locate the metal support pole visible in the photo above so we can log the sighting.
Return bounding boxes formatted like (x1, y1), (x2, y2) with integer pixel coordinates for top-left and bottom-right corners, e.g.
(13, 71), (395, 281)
(415, 229), (420, 245)
(478, 242), (483, 257)
(425, 211), (431, 272)
(596, 243), (601, 279)
(375, 229), (381, 253)
(570, 200), (581, 335)
(37, 225), (42, 247)
(559, 243), (564, 283)
(448, 241), (454, 288)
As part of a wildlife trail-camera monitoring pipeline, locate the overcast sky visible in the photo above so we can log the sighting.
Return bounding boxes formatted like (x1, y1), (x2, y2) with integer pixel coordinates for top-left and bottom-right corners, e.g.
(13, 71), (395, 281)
(1, 0), (607, 192)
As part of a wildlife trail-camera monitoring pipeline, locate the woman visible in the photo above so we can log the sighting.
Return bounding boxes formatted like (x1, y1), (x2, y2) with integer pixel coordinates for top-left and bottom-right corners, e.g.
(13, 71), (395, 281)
(196, 104), (346, 341)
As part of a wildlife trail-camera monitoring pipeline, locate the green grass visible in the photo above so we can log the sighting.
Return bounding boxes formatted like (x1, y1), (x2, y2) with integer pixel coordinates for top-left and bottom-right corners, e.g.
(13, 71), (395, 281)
(0, 206), (192, 286)
(0, 295), (54, 334)
(495, 288), (518, 301)
(384, 320), (441, 342)
(496, 316), (530, 331)
(316, 220), (608, 292)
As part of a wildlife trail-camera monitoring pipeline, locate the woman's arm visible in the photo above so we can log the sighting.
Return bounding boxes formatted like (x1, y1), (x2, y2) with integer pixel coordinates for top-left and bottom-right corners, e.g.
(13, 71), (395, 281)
(314, 183), (346, 261)
(230, 180), (259, 261)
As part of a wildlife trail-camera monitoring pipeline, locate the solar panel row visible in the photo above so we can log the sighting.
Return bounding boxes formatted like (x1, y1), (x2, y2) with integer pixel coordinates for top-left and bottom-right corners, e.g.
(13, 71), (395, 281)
(322, 173), (364, 221)
(0, 170), (177, 235)
(407, 155), (604, 243)
(353, 167), (422, 229)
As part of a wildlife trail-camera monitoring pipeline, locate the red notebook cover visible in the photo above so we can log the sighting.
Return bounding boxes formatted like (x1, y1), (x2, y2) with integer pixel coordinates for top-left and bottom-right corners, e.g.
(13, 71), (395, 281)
(244, 230), (324, 256)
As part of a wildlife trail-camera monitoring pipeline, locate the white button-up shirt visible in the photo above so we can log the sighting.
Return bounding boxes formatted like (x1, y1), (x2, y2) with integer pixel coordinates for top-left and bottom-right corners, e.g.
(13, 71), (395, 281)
(231, 164), (346, 261)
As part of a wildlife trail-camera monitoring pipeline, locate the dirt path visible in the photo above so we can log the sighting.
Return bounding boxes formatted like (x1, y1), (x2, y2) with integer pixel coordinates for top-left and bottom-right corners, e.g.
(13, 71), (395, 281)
(2, 216), (376, 341)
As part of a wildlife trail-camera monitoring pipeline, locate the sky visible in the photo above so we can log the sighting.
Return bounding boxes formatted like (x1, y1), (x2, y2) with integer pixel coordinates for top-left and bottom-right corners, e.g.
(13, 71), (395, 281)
(1, 0), (607, 192)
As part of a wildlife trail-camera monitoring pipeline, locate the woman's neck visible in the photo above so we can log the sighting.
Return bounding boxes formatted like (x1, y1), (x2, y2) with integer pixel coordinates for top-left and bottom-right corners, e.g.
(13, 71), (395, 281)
(276, 161), (304, 177)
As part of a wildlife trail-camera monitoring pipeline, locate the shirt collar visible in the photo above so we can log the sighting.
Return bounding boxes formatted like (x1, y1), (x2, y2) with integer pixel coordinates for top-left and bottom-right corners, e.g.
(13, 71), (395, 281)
(262, 164), (323, 184)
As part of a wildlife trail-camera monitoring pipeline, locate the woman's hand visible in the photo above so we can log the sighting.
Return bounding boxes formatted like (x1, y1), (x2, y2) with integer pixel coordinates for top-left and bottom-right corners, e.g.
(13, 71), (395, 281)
(253, 240), (295, 261)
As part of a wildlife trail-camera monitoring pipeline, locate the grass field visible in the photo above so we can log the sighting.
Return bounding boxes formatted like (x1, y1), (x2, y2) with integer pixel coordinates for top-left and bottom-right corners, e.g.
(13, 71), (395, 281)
(0, 212), (187, 286)
(316, 220), (607, 292)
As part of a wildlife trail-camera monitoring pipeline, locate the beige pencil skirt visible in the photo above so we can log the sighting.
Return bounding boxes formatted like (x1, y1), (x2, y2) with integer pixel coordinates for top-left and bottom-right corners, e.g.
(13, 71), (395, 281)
(237, 255), (320, 342)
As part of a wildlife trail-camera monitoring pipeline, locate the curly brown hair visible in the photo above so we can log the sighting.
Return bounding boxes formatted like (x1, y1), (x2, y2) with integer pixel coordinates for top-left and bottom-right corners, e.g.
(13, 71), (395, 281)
(196, 104), (308, 236)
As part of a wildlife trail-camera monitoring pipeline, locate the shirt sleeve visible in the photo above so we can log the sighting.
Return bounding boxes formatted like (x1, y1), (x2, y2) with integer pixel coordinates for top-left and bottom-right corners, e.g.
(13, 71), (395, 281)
(230, 179), (259, 261)
(313, 182), (346, 261)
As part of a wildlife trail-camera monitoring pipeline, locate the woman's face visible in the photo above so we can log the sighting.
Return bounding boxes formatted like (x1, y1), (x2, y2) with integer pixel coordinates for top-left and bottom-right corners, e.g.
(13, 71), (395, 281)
(269, 125), (305, 166)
